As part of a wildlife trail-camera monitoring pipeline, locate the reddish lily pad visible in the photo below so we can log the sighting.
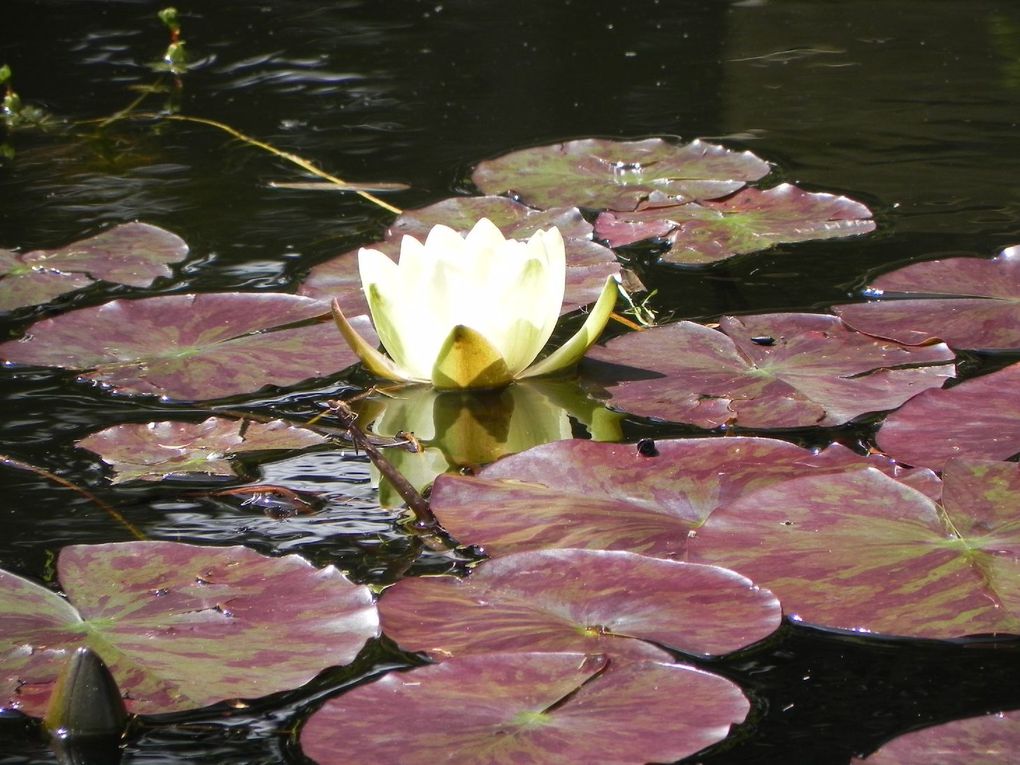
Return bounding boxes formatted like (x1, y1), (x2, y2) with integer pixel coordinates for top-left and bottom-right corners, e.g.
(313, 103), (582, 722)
(380, 549), (781, 662)
(686, 460), (1020, 638)
(0, 223), (188, 312)
(581, 313), (955, 429)
(76, 417), (329, 483)
(834, 246), (1020, 351)
(300, 652), (749, 765)
(470, 138), (771, 211)
(430, 437), (939, 560)
(432, 444), (1020, 639)
(298, 196), (622, 315)
(876, 362), (1020, 471)
(594, 184), (876, 265)
(855, 709), (1020, 764)
(0, 541), (379, 717)
(0, 292), (375, 401)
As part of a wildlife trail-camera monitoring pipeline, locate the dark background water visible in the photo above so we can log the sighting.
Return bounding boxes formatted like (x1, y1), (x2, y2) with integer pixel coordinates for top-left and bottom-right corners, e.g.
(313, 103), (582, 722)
(1, 1), (1020, 763)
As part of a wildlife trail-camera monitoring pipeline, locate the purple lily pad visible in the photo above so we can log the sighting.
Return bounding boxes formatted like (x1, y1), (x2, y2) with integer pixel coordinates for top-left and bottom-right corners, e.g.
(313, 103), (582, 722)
(470, 138), (771, 211)
(686, 460), (1020, 638)
(581, 313), (955, 429)
(429, 437), (939, 560)
(0, 541), (379, 717)
(380, 549), (781, 662)
(298, 196), (622, 315)
(76, 417), (329, 483)
(595, 184), (876, 265)
(854, 709), (1020, 764)
(0, 223), (188, 312)
(430, 442), (1020, 638)
(876, 362), (1020, 471)
(834, 246), (1020, 351)
(300, 652), (749, 765)
(0, 292), (375, 401)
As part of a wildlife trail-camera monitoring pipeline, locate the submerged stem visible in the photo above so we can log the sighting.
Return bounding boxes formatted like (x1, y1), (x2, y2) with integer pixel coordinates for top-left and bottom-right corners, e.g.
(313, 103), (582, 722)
(0, 454), (146, 541)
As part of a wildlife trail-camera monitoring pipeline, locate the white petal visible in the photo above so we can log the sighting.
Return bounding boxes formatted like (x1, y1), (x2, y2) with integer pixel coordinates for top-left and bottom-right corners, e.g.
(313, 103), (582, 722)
(526, 226), (567, 346)
(357, 246), (400, 292)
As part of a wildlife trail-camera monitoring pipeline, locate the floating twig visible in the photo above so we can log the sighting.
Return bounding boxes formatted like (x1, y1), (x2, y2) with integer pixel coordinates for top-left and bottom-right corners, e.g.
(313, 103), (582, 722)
(159, 114), (403, 215)
(319, 399), (437, 529)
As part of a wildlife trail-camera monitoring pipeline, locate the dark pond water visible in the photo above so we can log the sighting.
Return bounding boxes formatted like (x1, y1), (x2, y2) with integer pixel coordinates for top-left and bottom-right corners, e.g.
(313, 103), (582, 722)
(1, 0), (1019, 763)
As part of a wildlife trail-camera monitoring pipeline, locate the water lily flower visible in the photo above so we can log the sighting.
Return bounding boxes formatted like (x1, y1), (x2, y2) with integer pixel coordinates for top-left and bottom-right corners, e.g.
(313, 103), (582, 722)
(331, 217), (618, 390)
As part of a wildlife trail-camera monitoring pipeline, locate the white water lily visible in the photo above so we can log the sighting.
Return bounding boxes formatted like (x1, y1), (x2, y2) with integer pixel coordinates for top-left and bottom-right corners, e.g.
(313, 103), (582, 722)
(331, 217), (618, 390)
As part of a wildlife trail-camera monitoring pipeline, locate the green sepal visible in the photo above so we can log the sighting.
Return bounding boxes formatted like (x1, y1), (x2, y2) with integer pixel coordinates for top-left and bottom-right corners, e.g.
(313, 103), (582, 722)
(431, 325), (514, 390)
(519, 276), (619, 379)
(330, 298), (411, 382)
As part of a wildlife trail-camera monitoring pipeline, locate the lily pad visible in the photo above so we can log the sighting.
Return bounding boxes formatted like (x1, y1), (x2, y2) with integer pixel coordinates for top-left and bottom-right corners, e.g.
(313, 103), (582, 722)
(581, 313), (955, 429)
(686, 460), (1020, 638)
(0, 292), (375, 401)
(0, 541), (379, 716)
(876, 362), (1020, 471)
(594, 184), (876, 265)
(834, 246), (1020, 351)
(76, 416), (329, 483)
(0, 223), (188, 312)
(380, 549), (781, 662)
(855, 709), (1020, 764)
(430, 442), (1020, 638)
(429, 437), (940, 560)
(298, 197), (622, 315)
(470, 138), (771, 211)
(300, 652), (749, 765)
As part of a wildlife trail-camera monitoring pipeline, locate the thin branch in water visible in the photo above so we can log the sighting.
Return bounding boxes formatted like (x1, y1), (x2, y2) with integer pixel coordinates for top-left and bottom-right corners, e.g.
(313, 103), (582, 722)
(157, 113), (403, 215)
(0, 454), (147, 541)
(319, 398), (438, 529)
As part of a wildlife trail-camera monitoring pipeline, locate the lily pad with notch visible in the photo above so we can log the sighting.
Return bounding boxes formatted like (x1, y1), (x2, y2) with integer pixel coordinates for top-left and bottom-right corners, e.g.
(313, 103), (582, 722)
(594, 184), (876, 265)
(379, 548), (782, 663)
(875, 361), (1020, 471)
(470, 138), (771, 211)
(76, 416), (329, 483)
(581, 312), (955, 429)
(298, 196), (622, 315)
(0, 292), (374, 401)
(0, 223), (188, 312)
(834, 245), (1020, 351)
(0, 541), (379, 717)
(300, 651), (749, 765)
(429, 441), (1019, 639)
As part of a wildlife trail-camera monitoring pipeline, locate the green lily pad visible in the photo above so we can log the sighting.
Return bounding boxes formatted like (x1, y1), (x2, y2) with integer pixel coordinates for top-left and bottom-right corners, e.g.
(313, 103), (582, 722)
(594, 184), (876, 265)
(876, 362), (1020, 471)
(0, 541), (379, 717)
(300, 652), (749, 765)
(0, 223), (188, 312)
(834, 246), (1020, 351)
(76, 416), (329, 483)
(581, 313), (955, 429)
(298, 197), (622, 315)
(430, 441), (1018, 638)
(470, 138), (771, 211)
(855, 709), (1020, 764)
(0, 292), (375, 401)
(380, 549), (781, 662)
